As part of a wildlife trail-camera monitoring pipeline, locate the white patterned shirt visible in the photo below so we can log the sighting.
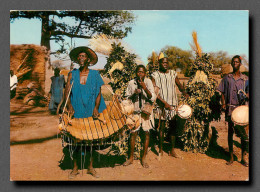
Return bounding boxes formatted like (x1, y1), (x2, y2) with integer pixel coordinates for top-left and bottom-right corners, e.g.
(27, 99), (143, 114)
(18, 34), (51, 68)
(152, 70), (178, 120)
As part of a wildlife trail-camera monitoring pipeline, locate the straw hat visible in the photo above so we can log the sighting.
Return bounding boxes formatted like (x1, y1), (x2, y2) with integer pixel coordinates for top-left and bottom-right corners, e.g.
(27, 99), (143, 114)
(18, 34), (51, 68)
(69, 46), (98, 65)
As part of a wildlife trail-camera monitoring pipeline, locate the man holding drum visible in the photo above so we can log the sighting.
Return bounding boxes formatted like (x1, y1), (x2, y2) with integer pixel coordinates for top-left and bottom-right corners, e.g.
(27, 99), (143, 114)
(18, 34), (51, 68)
(151, 52), (188, 158)
(123, 65), (156, 168)
(218, 55), (249, 166)
(64, 46), (107, 178)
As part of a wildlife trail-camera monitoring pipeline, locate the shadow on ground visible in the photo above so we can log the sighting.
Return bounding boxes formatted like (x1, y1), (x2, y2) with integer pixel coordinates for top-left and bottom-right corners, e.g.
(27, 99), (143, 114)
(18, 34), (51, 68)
(58, 145), (126, 170)
(10, 134), (59, 146)
(206, 126), (238, 162)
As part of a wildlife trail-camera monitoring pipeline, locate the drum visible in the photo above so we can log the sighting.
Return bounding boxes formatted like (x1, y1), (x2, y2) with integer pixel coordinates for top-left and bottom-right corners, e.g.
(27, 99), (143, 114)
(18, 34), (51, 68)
(177, 104), (192, 119)
(120, 99), (134, 116)
(141, 102), (153, 116)
(60, 96), (127, 144)
(231, 105), (249, 126)
(126, 114), (140, 130)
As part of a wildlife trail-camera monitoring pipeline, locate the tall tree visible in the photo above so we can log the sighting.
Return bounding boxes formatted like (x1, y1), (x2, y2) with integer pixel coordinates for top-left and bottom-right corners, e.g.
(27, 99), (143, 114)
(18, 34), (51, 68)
(208, 51), (231, 74)
(10, 11), (135, 52)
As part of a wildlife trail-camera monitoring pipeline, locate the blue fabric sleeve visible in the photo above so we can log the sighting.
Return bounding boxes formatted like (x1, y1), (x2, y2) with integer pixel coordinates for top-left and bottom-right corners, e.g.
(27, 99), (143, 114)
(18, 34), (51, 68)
(96, 71), (104, 89)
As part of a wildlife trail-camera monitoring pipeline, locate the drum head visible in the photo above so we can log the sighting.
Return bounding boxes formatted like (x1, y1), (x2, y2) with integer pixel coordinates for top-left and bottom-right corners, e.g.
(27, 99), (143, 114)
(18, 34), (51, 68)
(177, 104), (192, 119)
(231, 105), (249, 126)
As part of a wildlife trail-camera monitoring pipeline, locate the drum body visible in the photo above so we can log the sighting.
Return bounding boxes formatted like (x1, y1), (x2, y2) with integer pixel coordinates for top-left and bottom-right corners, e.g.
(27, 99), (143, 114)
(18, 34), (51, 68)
(120, 99), (134, 116)
(177, 104), (192, 119)
(141, 102), (153, 116)
(126, 114), (140, 130)
(61, 96), (127, 144)
(231, 105), (249, 126)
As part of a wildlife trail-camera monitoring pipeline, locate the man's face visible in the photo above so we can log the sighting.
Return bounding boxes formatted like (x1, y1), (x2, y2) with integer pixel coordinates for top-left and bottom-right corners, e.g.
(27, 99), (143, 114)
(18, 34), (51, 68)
(136, 67), (146, 80)
(159, 58), (169, 71)
(77, 52), (90, 66)
(231, 58), (241, 71)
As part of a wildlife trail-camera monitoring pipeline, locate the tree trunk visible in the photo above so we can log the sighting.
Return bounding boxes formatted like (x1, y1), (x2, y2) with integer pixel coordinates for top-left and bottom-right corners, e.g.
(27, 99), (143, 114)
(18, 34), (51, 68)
(40, 14), (51, 50)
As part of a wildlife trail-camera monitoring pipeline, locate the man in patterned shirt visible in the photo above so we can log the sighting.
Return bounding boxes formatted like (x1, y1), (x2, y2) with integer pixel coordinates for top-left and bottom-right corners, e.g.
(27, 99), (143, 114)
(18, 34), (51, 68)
(151, 52), (188, 158)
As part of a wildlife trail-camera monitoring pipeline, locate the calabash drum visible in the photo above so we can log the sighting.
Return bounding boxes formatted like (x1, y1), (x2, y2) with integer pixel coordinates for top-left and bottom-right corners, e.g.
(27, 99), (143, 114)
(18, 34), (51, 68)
(232, 105), (249, 141)
(60, 96), (129, 145)
(231, 105), (249, 126)
(120, 99), (134, 116)
(177, 104), (192, 119)
(126, 114), (140, 130)
(141, 102), (153, 116)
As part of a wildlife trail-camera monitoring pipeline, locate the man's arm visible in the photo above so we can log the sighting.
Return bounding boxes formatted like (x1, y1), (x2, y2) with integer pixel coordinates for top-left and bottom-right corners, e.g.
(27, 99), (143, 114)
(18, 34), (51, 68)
(93, 88), (101, 118)
(221, 92), (226, 111)
(64, 73), (74, 116)
(175, 76), (189, 98)
(137, 78), (152, 99)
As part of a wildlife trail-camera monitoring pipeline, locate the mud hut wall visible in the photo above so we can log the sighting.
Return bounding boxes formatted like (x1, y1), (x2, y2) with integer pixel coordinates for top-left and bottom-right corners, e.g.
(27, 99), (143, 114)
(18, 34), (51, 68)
(10, 44), (49, 96)
(45, 60), (53, 95)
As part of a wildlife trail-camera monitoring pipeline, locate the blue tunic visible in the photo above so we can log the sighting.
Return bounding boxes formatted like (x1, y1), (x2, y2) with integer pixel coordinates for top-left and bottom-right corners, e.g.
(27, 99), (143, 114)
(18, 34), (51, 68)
(49, 75), (65, 111)
(70, 69), (106, 118)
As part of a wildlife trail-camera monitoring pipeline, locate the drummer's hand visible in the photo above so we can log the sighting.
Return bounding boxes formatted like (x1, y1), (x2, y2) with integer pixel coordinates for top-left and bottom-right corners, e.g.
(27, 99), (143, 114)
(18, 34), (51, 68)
(221, 104), (226, 111)
(93, 107), (99, 119)
(165, 103), (173, 110)
(134, 89), (142, 94)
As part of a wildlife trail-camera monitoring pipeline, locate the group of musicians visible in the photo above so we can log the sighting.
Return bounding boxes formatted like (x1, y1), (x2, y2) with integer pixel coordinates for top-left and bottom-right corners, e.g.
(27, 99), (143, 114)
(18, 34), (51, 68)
(61, 46), (249, 178)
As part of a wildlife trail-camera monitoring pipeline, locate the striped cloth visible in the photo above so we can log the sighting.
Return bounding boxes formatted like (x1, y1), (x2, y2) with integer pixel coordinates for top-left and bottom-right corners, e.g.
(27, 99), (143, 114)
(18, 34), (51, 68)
(152, 70), (178, 120)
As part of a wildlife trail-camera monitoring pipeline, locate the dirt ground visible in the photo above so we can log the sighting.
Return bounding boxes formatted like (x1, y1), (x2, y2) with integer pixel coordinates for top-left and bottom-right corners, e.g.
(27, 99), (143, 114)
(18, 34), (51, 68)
(10, 100), (249, 181)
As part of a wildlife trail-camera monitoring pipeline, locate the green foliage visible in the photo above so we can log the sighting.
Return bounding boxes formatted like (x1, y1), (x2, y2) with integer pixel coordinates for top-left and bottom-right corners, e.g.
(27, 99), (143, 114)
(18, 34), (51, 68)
(181, 53), (221, 153)
(208, 51), (231, 74)
(162, 46), (194, 76)
(110, 130), (142, 159)
(10, 11), (135, 51)
(146, 47), (230, 77)
(103, 43), (138, 97)
(147, 46), (194, 77)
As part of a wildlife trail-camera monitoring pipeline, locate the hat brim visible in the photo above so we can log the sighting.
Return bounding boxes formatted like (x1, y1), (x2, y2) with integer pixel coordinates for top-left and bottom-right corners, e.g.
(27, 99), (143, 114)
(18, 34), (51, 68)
(69, 46), (98, 66)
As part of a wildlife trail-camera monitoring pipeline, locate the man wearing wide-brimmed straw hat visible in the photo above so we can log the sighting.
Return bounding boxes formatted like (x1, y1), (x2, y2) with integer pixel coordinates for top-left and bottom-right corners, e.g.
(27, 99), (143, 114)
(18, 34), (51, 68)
(64, 46), (106, 178)
(151, 52), (189, 159)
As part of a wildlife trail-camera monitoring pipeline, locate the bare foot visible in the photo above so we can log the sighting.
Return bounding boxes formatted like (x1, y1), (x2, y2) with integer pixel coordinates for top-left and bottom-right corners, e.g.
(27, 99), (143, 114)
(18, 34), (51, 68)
(241, 160), (249, 167)
(141, 159), (149, 168)
(87, 169), (100, 178)
(169, 151), (182, 159)
(69, 170), (79, 179)
(123, 159), (133, 166)
(226, 160), (234, 165)
(157, 152), (163, 161)
(226, 155), (234, 165)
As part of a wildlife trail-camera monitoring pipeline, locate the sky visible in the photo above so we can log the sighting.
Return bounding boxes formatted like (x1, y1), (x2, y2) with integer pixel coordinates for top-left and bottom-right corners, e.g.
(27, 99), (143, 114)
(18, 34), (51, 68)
(10, 10), (249, 69)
